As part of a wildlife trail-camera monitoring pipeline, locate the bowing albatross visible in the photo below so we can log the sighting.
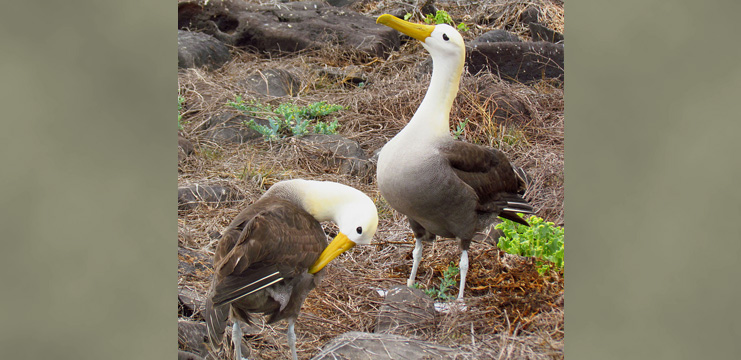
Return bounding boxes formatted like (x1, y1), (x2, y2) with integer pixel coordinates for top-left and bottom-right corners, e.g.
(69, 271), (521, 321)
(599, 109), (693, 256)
(375, 14), (533, 300)
(205, 179), (378, 360)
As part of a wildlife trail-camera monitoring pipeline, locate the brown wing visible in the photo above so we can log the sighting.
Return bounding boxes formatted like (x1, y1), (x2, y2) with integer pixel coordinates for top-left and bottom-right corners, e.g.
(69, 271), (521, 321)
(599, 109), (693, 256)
(211, 197), (327, 305)
(439, 140), (533, 225)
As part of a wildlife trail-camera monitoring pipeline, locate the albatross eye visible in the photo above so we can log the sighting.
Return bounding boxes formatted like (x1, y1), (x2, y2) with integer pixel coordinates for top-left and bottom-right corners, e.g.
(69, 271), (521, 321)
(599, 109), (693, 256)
(442, 33), (449, 41)
(356, 226), (363, 234)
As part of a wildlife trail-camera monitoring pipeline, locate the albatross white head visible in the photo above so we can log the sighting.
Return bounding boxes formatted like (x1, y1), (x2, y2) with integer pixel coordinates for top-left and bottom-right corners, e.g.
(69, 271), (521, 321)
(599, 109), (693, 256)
(376, 14), (466, 139)
(265, 179), (378, 274)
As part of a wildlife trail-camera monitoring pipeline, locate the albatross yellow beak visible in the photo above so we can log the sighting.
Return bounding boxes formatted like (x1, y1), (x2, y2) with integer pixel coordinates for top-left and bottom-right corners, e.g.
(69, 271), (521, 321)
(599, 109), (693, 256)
(377, 14), (435, 43)
(307, 232), (356, 274)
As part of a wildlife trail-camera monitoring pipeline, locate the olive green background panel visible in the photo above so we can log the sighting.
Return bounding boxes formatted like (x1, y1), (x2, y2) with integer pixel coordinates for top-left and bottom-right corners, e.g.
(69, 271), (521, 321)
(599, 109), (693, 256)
(566, 0), (741, 359)
(0, 1), (175, 359)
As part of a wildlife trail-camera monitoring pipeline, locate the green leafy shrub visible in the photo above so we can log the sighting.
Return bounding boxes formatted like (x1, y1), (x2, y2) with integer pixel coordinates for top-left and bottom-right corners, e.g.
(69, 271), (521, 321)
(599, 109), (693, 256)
(227, 96), (343, 140)
(495, 215), (564, 275)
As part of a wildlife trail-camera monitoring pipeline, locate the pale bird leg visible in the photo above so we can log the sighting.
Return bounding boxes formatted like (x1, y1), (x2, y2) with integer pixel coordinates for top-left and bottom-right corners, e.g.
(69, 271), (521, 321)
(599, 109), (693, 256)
(232, 322), (247, 360)
(457, 249), (469, 300)
(407, 237), (424, 287)
(287, 318), (298, 360)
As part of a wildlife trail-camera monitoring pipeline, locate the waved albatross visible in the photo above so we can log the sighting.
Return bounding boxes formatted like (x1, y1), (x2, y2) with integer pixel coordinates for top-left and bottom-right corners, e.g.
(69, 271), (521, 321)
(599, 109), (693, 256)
(375, 14), (533, 300)
(205, 179), (378, 360)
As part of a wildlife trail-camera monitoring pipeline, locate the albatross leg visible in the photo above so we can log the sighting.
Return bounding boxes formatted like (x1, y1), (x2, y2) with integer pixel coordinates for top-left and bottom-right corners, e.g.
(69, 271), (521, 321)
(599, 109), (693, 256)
(457, 249), (469, 300)
(407, 237), (424, 287)
(407, 218), (435, 287)
(287, 318), (298, 360)
(231, 322), (248, 360)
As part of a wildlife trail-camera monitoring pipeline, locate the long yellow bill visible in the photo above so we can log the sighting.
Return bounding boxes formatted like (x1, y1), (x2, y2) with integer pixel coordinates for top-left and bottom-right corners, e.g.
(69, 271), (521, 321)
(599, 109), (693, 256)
(376, 14), (435, 42)
(307, 232), (356, 274)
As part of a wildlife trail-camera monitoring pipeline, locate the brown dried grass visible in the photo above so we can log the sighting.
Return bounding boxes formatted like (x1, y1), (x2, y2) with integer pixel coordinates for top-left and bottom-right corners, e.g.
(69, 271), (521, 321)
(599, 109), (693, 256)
(178, 1), (564, 359)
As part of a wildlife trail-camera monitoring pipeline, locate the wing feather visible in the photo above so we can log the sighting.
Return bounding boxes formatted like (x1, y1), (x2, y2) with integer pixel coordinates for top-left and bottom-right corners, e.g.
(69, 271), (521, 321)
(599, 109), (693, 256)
(440, 141), (533, 225)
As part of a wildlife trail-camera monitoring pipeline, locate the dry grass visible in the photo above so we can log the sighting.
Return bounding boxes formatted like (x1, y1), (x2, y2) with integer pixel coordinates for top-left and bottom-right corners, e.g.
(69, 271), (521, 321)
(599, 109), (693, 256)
(179, 0), (564, 359)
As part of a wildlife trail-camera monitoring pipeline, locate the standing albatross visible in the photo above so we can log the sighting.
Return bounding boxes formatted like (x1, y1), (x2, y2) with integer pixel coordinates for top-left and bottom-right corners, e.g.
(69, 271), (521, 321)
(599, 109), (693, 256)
(205, 179), (378, 360)
(375, 14), (533, 300)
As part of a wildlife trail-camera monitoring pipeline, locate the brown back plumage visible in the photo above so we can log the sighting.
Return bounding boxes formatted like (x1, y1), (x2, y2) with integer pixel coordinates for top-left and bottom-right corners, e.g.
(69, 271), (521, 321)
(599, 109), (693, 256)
(205, 196), (327, 350)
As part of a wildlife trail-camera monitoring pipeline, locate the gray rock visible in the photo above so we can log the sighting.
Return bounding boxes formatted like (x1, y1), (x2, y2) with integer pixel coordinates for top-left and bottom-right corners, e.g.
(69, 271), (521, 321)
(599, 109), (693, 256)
(466, 42), (564, 83)
(529, 22), (564, 43)
(179, 286), (207, 319)
(478, 85), (532, 124)
(178, 1), (399, 57)
(299, 134), (373, 179)
(202, 112), (267, 144)
(310, 331), (467, 360)
(178, 320), (209, 358)
(239, 69), (301, 97)
(520, 6), (540, 25)
(178, 136), (194, 164)
(178, 350), (205, 360)
(474, 29), (521, 43)
(178, 184), (243, 211)
(325, 0), (360, 7)
(375, 285), (436, 336)
(178, 30), (231, 70)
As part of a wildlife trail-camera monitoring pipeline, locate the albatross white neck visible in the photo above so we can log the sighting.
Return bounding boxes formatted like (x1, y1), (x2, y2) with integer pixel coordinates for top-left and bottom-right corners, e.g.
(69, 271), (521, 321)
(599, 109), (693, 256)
(402, 48), (465, 140)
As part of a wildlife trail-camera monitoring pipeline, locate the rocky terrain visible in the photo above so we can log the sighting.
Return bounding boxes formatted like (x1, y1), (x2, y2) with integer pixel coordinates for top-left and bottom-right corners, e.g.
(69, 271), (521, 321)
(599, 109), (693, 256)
(178, 0), (564, 359)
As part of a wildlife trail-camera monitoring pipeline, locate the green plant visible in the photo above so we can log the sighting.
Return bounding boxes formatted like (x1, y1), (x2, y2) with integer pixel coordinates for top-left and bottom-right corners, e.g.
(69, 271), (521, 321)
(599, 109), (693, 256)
(245, 118), (282, 140)
(495, 215), (564, 275)
(418, 263), (460, 301)
(423, 10), (469, 32)
(178, 95), (186, 130)
(452, 118), (468, 139)
(314, 119), (340, 135)
(228, 97), (343, 140)
(304, 101), (344, 118)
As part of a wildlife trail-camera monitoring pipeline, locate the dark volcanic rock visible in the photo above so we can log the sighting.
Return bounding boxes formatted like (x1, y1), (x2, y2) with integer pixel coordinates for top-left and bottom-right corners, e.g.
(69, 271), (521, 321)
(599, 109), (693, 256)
(479, 84), (533, 124)
(325, 0), (361, 7)
(202, 112), (267, 144)
(311, 331), (467, 359)
(529, 22), (564, 43)
(178, 350), (205, 360)
(474, 29), (522, 43)
(239, 69), (301, 97)
(178, 30), (231, 70)
(466, 42), (564, 83)
(520, 5), (541, 25)
(298, 134), (374, 179)
(178, 135), (195, 164)
(178, 184), (243, 211)
(178, 320), (209, 358)
(178, 1), (400, 57)
(179, 286), (207, 319)
(375, 285), (436, 336)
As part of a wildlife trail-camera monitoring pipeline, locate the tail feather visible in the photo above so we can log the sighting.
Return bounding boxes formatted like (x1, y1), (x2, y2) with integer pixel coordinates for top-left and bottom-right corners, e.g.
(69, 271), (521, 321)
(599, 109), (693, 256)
(205, 293), (229, 352)
(499, 194), (534, 226)
(211, 265), (283, 307)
